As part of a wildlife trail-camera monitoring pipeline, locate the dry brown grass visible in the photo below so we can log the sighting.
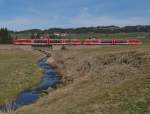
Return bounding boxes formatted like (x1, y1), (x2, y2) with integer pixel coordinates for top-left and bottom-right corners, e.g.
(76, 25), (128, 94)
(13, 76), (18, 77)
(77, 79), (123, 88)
(8, 44), (150, 114)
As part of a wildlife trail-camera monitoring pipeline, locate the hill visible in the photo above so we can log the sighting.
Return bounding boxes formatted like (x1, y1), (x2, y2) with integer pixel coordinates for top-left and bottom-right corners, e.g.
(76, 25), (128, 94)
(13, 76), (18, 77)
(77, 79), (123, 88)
(14, 25), (150, 34)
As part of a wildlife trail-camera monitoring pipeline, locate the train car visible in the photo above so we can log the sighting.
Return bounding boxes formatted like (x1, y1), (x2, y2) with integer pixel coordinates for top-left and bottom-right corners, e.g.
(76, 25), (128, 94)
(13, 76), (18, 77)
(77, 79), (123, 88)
(82, 39), (100, 45)
(127, 39), (143, 45)
(14, 38), (32, 45)
(63, 39), (82, 45)
(100, 39), (113, 45)
(49, 39), (82, 45)
(82, 39), (127, 45)
(113, 39), (128, 45)
(31, 38), (49, 47)
(49, 39), (64, 45)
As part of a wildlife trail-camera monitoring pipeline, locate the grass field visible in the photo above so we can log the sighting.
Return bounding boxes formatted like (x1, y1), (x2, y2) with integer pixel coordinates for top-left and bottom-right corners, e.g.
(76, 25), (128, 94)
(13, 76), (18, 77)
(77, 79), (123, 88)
(7, 39), (150, 114)
(12, 32), (149, 39)
(11, 33), (31, 39)
(66, 32), (149, 39)
(0, 45), (43, 105)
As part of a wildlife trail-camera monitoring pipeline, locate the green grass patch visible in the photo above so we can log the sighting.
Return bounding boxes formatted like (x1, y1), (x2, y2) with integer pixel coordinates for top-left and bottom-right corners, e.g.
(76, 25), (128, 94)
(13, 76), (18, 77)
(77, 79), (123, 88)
(66, 32), (149, 39)
(0, 48), (43, 105)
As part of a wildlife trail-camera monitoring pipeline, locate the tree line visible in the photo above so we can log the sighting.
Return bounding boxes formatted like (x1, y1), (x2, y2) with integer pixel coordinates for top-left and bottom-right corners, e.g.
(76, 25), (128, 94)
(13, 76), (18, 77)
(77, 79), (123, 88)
(15, 25), (150, 34)
(0, 28), (12, 44)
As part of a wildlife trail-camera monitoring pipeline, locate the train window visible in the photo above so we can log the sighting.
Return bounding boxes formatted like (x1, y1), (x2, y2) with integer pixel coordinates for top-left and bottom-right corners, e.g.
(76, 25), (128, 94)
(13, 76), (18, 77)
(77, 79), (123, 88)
(51, 39), (62, 43)
(101, 40), (112, 43)
(33, 40), (48, 43)
(17, 40), (31, 42)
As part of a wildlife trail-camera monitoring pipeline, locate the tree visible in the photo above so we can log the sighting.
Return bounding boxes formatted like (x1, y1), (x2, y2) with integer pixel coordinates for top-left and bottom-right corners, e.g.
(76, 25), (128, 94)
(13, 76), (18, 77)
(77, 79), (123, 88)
(0, 28), (12, 44)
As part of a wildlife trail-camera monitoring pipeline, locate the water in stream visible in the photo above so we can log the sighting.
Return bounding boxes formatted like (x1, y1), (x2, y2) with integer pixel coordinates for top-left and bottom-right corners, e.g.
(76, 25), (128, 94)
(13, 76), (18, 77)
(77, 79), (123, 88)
(0, 57), (60, 112)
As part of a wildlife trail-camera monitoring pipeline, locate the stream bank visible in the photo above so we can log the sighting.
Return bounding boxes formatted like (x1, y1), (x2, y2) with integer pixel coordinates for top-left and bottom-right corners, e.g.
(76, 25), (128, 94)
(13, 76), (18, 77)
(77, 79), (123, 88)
(0, 57), (61, 112)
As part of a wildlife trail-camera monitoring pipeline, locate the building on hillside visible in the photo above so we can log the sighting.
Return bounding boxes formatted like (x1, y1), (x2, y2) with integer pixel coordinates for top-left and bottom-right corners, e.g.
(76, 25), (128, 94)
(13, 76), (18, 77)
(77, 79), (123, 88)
(53, 32), (68, 37)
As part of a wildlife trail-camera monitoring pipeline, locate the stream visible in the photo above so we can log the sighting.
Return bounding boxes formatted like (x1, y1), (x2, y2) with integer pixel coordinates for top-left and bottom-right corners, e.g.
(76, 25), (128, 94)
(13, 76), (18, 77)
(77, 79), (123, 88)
(0, 57), (61, 112)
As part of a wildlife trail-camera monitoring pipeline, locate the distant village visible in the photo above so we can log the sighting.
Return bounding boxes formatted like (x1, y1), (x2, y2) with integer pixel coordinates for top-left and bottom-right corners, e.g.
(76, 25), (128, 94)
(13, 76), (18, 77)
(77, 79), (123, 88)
(31, 32), (68, 39)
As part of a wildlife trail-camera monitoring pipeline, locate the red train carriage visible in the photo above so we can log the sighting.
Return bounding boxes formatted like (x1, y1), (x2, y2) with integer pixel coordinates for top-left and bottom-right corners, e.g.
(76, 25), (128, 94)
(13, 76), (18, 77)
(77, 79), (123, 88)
(127, 39), (143, 44)
(113, 39), (128, 45)
(32, 38), (49, 47)
(14, 39), (32, 45)
(49, 39), (65, 45)
(62, 39), (82, 45)
(83, 39), (100, 45)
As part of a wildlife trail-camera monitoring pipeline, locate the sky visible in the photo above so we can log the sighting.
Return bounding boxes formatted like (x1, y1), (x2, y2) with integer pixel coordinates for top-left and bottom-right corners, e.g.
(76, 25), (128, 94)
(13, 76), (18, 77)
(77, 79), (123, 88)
(0, 0), (150, 30)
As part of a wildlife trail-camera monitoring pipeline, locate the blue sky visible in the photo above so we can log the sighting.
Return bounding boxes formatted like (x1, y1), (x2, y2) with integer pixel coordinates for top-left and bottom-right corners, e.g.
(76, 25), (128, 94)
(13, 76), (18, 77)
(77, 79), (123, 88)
(0, 0), (150, 30)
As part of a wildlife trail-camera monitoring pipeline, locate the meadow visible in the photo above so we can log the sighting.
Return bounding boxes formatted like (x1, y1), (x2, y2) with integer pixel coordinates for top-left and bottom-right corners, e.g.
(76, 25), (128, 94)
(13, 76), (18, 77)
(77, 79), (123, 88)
(0, 45), (43, 105)
(12, 32), (149, 39)
(66, 32), (148, 39)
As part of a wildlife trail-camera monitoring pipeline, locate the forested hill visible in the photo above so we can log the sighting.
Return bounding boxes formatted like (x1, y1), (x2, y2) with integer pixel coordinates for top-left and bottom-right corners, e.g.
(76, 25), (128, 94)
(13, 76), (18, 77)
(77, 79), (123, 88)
(14, 25), (150, 34)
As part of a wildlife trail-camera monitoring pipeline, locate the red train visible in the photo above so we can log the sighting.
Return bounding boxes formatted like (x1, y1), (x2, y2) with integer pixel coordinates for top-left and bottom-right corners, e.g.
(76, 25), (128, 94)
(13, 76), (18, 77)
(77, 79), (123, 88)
(14, 38), (143, 46)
